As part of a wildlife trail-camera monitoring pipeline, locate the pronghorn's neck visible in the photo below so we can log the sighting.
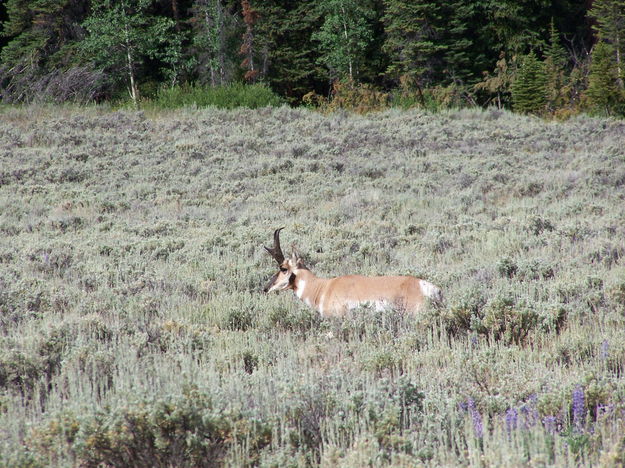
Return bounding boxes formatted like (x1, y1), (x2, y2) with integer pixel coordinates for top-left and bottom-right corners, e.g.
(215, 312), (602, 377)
(292, 268), (328, 314)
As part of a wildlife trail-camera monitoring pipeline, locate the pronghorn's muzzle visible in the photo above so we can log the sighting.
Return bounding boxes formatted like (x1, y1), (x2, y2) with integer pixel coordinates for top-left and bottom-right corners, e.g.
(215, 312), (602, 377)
(263, 272), (278, 293)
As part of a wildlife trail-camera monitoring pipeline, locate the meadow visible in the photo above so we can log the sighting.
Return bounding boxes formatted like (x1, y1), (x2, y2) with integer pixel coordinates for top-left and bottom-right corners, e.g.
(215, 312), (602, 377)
(0, 104), (624, 467)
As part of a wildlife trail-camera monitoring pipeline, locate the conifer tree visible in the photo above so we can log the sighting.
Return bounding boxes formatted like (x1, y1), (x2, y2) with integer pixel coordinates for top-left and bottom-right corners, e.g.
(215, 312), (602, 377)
(382, 1), (445, 88)
(511, 51), (547, 115)
(544, 18), (568, 113)
(253, 0), (323, 103)
(588, 0), (625, 86)
(474, 52), (515, 109)
(585, 41), (624, 115)
(0, 0), (90, 102)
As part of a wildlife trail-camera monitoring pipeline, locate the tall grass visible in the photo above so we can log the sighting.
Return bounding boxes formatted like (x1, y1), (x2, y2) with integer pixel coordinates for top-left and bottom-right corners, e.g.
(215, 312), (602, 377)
(146, 82), (283, 110)
(0, 105), (624, 466)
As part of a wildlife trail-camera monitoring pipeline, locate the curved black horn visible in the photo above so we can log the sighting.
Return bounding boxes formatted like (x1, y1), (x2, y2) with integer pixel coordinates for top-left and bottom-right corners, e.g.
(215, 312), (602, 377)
(264, 227), (285, 264)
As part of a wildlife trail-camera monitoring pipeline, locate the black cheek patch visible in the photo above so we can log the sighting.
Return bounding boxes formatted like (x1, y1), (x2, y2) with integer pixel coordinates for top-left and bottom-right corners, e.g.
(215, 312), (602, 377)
(288, 273), (296, 287)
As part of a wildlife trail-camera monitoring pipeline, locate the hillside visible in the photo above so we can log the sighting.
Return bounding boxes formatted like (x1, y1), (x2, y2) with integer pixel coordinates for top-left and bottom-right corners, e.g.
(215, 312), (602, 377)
(1, 105), (625, 466)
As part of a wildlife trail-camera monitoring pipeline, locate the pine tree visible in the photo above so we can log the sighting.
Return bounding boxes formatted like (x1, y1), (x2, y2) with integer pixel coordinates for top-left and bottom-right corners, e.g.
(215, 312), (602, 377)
(382, 1), (445, 88)
(253, 0), (323, 103)
(382, 0), (486, 97)
(0, 0), (90, 102)
(585, 41), (624, 115)
(544, 18), (568, 113)
(588, 0), (625, 86)
(511, 51), (547, 115)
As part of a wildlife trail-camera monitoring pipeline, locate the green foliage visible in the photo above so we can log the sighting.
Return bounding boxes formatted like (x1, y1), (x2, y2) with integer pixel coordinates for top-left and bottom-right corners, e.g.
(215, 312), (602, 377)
(312, 0), (375, 80)
(0, 0), (96, 103)
(27, 388), (272, 467)
(0, 0), (611, 114)
(382, 0), (446, 87)
(589, 0), (625, 73)
(585, 41), (625, 116)
(80, 0), (185, 106)
(146, 82), (283, 109)
(512, 51), (547, 115)
(544, 18), (569, 114)
(189, 0), (239, 87)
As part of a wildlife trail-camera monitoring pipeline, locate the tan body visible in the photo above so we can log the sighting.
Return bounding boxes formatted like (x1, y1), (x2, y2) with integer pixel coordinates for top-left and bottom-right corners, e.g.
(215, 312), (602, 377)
(263, 228), (442, 317)
(291, 268), (441, 317)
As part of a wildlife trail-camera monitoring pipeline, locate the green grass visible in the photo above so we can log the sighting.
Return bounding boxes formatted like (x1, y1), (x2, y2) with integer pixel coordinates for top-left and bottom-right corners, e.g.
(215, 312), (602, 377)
(145, 82), (284, 110)
(1, 105), (625, 466)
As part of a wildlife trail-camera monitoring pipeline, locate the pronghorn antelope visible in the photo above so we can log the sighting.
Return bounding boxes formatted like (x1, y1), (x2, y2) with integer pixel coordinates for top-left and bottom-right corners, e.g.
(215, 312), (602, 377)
(263, 228), (442, 317)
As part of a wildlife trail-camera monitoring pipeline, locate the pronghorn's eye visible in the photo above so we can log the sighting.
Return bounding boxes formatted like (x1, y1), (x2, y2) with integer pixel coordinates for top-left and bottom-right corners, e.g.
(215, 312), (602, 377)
(280, 267), (287, 272)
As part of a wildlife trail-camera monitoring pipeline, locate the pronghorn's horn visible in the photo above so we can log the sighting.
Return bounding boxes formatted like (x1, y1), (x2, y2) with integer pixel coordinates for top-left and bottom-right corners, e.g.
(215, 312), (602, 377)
(264, 227), (285, 264)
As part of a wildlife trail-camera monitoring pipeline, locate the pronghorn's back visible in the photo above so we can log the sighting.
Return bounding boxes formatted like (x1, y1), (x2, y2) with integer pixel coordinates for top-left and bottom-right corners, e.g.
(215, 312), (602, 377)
(320, 274), (442, 317)
(263, 228), (442, 317)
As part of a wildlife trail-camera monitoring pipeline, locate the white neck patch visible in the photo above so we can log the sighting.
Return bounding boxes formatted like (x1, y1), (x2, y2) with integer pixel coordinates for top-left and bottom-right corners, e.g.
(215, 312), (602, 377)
(295, 278), (306, 299)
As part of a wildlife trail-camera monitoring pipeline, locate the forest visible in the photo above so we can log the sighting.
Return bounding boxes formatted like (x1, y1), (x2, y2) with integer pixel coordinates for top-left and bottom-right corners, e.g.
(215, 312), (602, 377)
(1, 0), (625, 116)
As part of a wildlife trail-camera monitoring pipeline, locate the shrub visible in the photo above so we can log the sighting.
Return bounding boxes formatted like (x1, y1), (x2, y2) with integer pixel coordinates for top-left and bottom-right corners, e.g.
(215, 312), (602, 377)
(482, 296), (541, 344)
(27, 388), (271, 468)
(147, 83), (283, 110)
(303, 78), (389, 114)
(222, 307), (256, 332)
(264, 306), (321, 335)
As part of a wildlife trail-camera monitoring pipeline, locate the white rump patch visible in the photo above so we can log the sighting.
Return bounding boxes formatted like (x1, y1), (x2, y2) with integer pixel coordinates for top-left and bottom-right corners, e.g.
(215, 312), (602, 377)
(420, 279), (442, 303)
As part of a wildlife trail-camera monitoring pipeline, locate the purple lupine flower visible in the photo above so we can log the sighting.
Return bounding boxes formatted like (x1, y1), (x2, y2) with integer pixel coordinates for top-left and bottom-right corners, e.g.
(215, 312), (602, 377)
(600, 340), (609, 360)
(520, 395), (539, 429)
(505, 408), (518, 434)
(543, 415), (558, 434)
(467, 398), (483, 439)
(572, 385), (585, 429)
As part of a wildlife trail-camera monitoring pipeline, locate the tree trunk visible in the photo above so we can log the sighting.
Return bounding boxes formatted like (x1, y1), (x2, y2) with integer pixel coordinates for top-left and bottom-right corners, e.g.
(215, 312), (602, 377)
(171, 0), (181, 32)
(340, 4), (352, 79)
(124, 21), (139, 108)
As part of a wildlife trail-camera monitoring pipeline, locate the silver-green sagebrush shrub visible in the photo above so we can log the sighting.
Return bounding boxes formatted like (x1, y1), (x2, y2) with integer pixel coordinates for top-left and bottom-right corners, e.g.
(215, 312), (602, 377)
(26, 388), (271, 468)
(2, 106), (625, 466)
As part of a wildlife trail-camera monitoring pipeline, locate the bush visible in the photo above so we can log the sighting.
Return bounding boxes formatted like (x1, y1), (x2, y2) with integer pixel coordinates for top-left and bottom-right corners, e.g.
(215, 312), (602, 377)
(27, 388), (271, 468)
(147, 83), (283, 110)
(264, 306), (321, 335)
(303, 78), (389, 114)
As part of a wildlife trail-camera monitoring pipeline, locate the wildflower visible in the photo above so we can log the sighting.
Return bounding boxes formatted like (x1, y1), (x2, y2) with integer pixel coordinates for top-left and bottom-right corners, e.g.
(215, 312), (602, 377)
(467, 398), (483, 439)
(470, 334), (478, 347)
(572, 385), (585, 430)
(543, 415), (558, 434)
(505, 408), (518, 434)
(520, 395), (538, 429)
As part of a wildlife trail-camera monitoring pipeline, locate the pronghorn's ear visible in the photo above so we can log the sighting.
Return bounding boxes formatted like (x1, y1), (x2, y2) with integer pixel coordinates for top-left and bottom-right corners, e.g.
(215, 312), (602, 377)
(291, 243), (300, 259)
(290, 247), (305, 268)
